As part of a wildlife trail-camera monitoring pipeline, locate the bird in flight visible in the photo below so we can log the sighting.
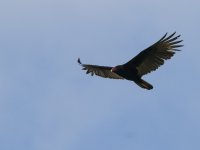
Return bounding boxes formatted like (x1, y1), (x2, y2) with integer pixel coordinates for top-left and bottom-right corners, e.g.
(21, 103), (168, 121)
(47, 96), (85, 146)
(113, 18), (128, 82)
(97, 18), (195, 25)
(78, 32), (183, 90)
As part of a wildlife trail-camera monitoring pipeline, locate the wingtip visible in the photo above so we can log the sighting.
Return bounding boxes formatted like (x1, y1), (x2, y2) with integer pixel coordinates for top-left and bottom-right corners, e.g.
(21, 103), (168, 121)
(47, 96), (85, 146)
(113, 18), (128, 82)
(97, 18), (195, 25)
(170, 32), (176, 37)
(77, 58), (82, 65)
(159, 32), (168, 41)
(172, 31), (182, 38)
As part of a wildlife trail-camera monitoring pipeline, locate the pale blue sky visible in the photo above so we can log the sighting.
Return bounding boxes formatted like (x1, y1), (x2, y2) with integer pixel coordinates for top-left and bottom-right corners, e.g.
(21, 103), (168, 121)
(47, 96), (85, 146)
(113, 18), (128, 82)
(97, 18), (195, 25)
(1, 0), (200, 150)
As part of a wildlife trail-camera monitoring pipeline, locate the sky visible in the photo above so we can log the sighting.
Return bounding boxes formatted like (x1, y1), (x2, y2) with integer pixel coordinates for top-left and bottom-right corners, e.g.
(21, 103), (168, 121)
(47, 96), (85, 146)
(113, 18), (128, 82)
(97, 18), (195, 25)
(0, 0), (200, 150)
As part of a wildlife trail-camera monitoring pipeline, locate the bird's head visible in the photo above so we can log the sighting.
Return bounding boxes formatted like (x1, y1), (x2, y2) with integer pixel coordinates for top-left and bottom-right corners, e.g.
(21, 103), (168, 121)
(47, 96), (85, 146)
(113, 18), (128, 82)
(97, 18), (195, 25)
(111, 65), (123, 73)
(111, 67), (117, 72)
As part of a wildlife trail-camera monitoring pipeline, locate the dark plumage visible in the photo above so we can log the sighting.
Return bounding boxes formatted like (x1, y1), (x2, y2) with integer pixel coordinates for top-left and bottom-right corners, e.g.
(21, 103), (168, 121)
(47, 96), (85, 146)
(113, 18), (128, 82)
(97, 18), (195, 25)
(78, 32), (183, 90)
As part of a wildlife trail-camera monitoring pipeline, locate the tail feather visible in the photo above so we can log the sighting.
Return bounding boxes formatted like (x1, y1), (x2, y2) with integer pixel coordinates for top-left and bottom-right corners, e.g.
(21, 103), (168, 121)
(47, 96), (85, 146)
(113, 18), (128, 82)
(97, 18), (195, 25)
(135, 79), (153, 90)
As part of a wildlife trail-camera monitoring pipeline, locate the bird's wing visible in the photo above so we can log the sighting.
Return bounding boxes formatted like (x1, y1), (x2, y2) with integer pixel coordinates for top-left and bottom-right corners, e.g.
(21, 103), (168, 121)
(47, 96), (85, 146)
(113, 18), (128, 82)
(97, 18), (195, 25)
(124, 32), (183, 76)
(78, 58), (124, 79)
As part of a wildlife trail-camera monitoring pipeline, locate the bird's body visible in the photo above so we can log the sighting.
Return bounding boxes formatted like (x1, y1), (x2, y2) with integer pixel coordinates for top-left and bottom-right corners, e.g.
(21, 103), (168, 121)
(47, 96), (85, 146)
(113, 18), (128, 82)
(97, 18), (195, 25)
(111, 65), (137, 81)
(78, 32), (183, 90)
(111, 65), (153, 89)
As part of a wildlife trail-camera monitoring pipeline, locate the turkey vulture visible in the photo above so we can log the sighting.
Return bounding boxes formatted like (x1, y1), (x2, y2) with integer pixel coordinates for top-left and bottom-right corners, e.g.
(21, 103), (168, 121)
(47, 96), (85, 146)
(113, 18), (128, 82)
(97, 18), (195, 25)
(78, 32), (183, 90)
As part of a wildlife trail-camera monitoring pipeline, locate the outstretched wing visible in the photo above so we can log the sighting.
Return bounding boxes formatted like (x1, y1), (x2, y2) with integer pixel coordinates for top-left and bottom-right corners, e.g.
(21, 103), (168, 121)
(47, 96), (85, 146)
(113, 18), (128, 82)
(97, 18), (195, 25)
(78, 58), (124, 79)
(124, 32), (183, 76)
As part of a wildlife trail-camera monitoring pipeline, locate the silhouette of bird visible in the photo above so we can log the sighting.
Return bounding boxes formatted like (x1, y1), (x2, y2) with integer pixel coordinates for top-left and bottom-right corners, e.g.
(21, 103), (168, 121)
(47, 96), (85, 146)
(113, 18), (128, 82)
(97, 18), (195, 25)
(78, 32), (183, 90)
